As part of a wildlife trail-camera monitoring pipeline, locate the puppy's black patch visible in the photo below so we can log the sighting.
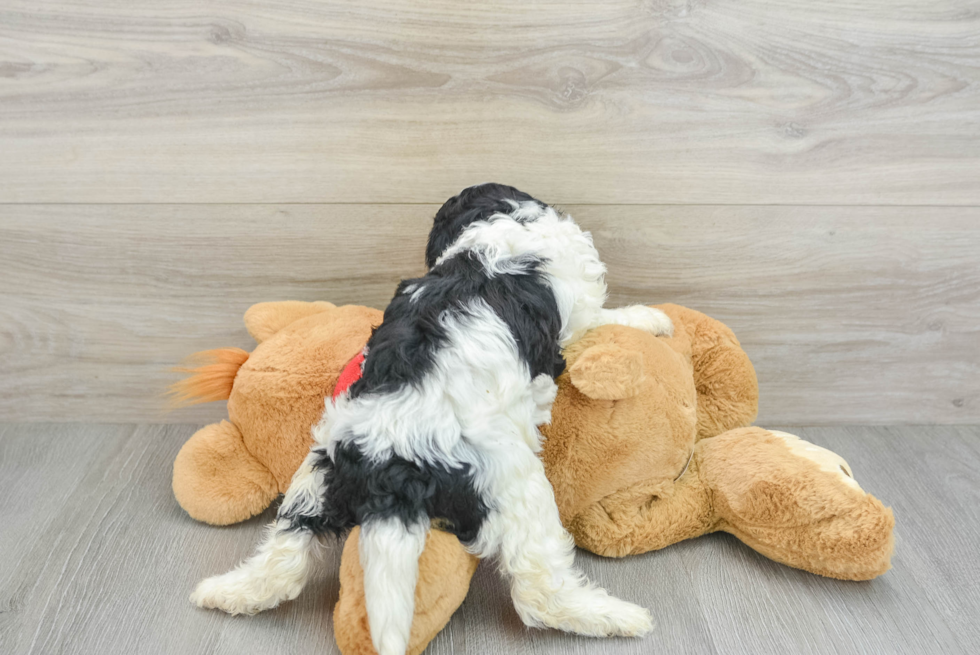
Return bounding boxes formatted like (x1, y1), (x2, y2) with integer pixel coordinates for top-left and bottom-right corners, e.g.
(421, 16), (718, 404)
(352, 249), (565, 397)
(285, 183), (565, 543)
(290, 441), (489, 543)
(425, 183), (545, 269)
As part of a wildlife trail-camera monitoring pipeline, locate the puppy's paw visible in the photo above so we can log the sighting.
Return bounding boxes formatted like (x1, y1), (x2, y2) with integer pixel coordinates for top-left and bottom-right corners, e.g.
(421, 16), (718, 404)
(190, 570), (283, 616)
(562, 593), (654, 638)
(530, 373), (559, 424)
(516, 587), (654, 638)
(620, 305), (673, 338)
(596, 598), (654, 637)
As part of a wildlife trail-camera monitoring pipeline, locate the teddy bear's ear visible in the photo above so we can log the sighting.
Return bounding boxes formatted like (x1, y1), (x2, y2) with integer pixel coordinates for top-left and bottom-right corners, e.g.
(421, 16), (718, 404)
(569, 343), (645, 400)
(244, 301), (336, 343)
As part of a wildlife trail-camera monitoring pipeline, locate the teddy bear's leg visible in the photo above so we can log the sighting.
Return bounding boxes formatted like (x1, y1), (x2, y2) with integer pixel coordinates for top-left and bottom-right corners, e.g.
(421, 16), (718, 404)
(173, 420), (279, 525)
(334, 527), (479, 655)
(700, 427), (895, 581)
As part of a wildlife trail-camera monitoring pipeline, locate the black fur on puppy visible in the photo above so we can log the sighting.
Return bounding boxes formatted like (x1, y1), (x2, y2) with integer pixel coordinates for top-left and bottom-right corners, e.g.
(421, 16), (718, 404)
(192, 182), (663, 655)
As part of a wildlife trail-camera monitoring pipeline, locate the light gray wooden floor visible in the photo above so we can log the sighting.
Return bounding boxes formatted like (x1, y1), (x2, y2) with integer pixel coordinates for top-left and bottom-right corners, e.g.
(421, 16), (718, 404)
(1, 423), (977, 655)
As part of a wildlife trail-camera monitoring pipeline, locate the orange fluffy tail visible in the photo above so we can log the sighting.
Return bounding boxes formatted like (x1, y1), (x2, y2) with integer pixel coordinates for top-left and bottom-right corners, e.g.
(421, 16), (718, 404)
(168, 348), (250, 407)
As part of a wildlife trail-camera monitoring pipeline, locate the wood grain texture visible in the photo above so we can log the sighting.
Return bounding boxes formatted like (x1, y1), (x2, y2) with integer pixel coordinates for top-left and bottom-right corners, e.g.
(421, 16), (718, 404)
(2, 204), (977, 424)
(1, 1), (979, 204)
(0, 423), (978, 654)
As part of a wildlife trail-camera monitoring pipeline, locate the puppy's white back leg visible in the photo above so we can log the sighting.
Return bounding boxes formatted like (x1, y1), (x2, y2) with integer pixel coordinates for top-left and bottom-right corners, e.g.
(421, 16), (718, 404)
(477, 446), (653, 637)
(191, 452), (324, 615)
(359, 517), (429, 655)
(593, 305), (673, 337)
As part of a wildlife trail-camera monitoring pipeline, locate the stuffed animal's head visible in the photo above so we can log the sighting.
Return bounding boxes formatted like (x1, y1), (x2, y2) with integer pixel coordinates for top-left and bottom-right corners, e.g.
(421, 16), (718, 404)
(541, 304), (758, 525)
(228, 303), (383, 488)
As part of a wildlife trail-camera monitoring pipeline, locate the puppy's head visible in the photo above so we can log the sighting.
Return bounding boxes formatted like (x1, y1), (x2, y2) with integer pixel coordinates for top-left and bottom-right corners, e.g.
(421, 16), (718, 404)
(425, 183), (544, 268)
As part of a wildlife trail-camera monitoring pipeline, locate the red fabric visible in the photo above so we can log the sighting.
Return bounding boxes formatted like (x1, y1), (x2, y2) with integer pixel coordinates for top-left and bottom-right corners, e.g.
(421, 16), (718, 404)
(332, 351), (366, 400)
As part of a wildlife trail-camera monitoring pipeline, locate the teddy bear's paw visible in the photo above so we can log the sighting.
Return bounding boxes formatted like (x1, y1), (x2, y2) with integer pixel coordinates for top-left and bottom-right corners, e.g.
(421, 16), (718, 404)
(768, 431), (863, 491)
(190, 566), (301, 616)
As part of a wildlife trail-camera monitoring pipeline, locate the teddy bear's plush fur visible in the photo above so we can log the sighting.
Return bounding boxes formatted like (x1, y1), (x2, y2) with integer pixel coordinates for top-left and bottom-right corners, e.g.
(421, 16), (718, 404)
(172, 301), (382, 526)
(172, 301), (893, 655)
(539, 305), (892, 579)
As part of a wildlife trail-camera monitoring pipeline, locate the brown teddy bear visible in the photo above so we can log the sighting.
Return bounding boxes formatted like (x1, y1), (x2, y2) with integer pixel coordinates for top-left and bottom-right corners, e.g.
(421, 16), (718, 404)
(172, 301), (894, 655)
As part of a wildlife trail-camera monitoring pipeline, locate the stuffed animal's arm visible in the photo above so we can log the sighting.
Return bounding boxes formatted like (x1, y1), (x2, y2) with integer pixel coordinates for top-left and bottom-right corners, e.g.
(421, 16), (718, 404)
(243, 301), (336, 342)
(567, 463), (717, 558)
(654, 304), (760, 440)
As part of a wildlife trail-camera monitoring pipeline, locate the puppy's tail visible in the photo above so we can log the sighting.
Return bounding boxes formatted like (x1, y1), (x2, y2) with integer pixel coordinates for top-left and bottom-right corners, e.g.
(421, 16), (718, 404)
(358, 516), (429, 655)
(168, 347), (249, 407)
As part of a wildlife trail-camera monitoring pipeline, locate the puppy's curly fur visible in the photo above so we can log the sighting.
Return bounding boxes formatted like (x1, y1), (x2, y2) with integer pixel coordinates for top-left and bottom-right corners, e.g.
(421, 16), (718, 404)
(192, 184), (672, 655)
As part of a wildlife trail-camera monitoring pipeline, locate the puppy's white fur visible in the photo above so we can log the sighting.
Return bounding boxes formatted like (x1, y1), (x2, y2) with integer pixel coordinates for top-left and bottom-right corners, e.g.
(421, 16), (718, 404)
(192, 200), (669, 653)
(190, 461), (322, 614)
(359, 518), (428, 655)
(435, 202), (672, 346)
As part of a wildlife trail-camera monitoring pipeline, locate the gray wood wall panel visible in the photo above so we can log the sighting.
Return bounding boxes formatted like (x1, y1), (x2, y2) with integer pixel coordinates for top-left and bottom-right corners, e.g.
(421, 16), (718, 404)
(1, 1), (978, 204)
(1, 0), (978, 424)
(0, 423), (977, 654)
(1, 205), (977, 424)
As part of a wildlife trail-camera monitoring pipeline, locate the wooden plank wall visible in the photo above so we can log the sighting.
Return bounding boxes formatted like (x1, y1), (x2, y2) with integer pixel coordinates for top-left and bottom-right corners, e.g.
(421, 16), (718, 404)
(1, 1), (978, 423)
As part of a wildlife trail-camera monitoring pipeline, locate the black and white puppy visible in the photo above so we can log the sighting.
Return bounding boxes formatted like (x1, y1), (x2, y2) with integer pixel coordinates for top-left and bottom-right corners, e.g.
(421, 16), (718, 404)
(192, 184), (673, 655)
